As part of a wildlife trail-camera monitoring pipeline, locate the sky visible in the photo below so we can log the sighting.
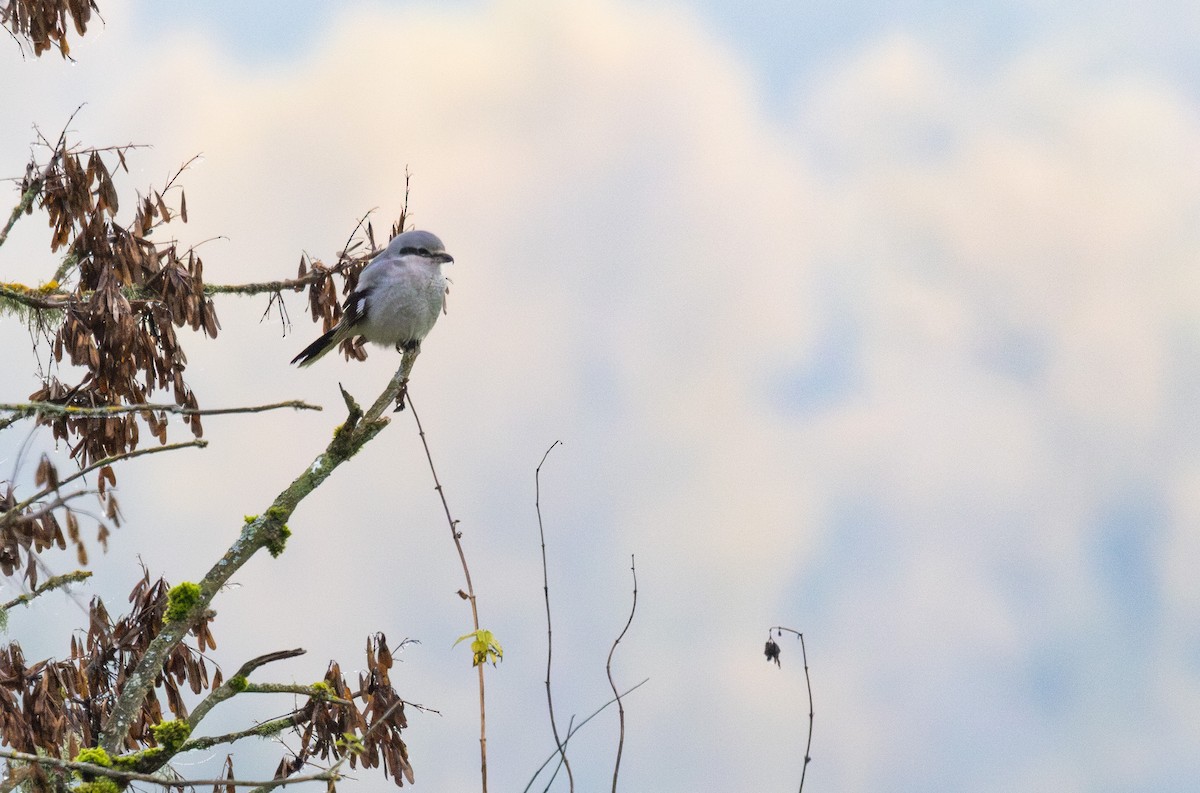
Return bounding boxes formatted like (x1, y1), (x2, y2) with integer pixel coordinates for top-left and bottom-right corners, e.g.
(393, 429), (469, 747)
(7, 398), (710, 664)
(2, 0), (1200, 791)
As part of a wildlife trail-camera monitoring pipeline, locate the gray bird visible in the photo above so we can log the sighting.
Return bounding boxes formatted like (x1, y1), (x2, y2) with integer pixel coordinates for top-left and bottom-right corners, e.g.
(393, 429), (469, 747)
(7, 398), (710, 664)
(291, 229), (453, 366)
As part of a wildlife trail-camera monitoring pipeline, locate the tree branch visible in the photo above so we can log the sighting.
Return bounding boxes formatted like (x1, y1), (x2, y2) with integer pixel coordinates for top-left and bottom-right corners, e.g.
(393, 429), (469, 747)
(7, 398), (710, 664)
(187, 648), (307, 729)
(0, 570), (92, 610)
(98, 354), (417, 754)
(204, 272), (339, 297)
(0, 267), (365, 313)
(0, 399), (322, 421)
(0, 180), (43, 251)
(0, 282), (64, 311)
(241, 682), (353, 704)
(0, 747), (337, 789)
(180, 712), (307, 753)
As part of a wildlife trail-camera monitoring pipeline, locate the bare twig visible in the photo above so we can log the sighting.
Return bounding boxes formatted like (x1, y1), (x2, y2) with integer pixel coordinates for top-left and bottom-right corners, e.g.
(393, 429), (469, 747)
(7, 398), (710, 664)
(767, 626), (814, 793)
(0, 266), (371, 313)
(337, 208), (378, 261)
(407, 392), (488, 793)
(1, 439), (207, 524)
(534, 440), (572, 791)
(0, 399), (321, 420)
(522, 679), (650, 793)
(0, 569), (91, 610)
(160, 153), (202, 194)
(606, 555), (638, 793)
(6, 489), (94, 526)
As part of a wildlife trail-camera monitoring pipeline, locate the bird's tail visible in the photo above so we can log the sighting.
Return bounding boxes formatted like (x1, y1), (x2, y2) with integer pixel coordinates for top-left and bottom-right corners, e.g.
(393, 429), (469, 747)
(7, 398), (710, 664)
(291, 327), (342, 367)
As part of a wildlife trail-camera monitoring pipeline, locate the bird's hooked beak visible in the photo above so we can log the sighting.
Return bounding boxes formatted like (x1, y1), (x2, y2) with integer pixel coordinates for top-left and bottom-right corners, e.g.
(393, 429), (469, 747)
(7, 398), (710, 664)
(437, 252), (455, 264)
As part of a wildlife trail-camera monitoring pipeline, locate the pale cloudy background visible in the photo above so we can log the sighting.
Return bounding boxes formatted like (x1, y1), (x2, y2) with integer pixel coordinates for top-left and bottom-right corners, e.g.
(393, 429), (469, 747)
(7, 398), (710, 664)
(2, 0), (1199, 790)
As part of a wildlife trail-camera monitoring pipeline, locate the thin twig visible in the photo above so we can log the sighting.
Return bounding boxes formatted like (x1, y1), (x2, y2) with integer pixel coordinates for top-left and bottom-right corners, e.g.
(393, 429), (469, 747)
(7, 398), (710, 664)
(768, 626), (814, 793)
(6, 489), (94, 526)
(337, 208), (378, 261)
(0, 399), (321, 419)
(407, 392), (488, 793)
(534, 440), (572, 791)
(522, 679), (650, 793)
(606, 555), (638, 793)
(541, 716), (571, 793)
(2, 439), (207, 523)
(0, 266), (371, 313)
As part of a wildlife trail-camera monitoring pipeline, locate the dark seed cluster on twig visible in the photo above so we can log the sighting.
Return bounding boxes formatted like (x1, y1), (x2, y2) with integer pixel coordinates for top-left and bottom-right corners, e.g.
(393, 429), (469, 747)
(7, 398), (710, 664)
(764, 626), (814, 793)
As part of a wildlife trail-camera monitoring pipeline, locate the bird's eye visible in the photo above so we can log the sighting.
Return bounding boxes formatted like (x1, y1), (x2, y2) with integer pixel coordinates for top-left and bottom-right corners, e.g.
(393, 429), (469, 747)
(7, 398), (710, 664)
(418, 247), (430, 255)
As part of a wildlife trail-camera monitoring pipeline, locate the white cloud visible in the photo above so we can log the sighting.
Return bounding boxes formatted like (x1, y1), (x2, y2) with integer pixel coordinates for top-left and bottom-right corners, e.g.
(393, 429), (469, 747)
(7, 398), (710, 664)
(3, 1), (1200, 790)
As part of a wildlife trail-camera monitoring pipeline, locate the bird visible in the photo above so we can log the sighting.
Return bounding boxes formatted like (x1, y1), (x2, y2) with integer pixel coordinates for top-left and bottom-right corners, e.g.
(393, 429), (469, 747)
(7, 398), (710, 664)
(291, 229), (453, 367)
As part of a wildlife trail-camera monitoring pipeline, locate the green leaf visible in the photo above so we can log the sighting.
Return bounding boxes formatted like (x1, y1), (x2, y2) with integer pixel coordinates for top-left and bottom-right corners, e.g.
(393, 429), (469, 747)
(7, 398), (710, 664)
(454, 628), (504, 667)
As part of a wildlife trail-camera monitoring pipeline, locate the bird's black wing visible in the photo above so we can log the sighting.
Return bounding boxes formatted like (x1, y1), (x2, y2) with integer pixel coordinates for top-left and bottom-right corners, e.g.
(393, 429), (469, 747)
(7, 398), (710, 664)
(342, 287), (371, 328)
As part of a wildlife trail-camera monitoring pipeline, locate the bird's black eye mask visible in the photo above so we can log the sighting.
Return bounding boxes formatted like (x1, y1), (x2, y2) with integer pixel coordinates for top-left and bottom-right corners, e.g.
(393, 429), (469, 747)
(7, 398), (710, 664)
(398, 246), (431, 256)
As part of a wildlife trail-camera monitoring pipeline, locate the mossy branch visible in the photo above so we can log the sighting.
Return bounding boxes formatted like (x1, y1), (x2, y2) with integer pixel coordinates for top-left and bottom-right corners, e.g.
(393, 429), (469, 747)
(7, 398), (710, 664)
(0, 570), (91, 611)
(179, 713), (308, 753)
(0, 282), (67, 311)
(0, 179), (43, 251)
(203, 273), (339, 296)
(98, 350), (420, 754)
(0, 746), (338, 789)
(239, 682), (352, 703)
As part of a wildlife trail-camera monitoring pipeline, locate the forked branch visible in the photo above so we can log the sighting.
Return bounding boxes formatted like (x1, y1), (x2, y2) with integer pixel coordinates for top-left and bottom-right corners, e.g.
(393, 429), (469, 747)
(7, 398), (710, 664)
(98, 357), (415, 754)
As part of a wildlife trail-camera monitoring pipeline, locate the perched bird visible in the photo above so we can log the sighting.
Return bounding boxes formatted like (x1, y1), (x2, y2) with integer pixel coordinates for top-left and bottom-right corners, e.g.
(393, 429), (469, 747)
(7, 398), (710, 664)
(291, 229), (453, 367)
